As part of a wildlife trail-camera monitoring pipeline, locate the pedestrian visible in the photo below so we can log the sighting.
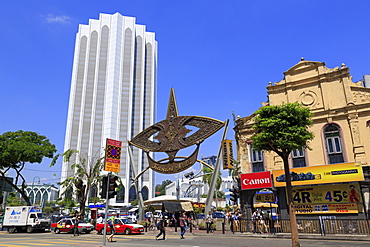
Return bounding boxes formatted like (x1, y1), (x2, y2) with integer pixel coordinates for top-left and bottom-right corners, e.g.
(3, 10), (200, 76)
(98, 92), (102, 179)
(73, 214), (80, 237)
(155, 217), (166, 240)
(107, 213), (118, 242)
(205, 211), (213, 233)
(131, 212), (137, 223)
(179, 212), (187, 239)
(252, 210), (260, 233)
(232, 212), (239, 232)
(265, 210), (272, 233)
(96, 214), (104, 224)
(171, 213), (177, 227)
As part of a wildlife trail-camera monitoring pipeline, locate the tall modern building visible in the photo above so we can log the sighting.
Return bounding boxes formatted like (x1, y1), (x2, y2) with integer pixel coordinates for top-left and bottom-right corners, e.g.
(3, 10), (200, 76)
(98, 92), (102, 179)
(61, 13), (157, 205)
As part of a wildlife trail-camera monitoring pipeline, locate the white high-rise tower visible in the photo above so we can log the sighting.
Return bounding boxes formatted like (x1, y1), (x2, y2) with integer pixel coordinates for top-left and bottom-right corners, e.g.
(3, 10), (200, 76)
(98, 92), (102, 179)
(61, 13), (157, 205)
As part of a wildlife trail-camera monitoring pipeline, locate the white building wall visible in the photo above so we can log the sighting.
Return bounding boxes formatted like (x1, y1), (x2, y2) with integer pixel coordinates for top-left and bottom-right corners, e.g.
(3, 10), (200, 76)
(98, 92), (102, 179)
(61, 13), (157, 205)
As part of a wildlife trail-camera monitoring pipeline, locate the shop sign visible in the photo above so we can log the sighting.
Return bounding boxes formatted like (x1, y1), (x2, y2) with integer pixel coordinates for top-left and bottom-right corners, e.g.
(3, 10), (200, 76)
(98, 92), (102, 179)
(240, 171), (272, 190)
(292, 183), (362, 204)
(272, 162), (364, 187)
(294, 203), (358, 214)
(255, 193), (275, 202)
(192, 203), (205, 208)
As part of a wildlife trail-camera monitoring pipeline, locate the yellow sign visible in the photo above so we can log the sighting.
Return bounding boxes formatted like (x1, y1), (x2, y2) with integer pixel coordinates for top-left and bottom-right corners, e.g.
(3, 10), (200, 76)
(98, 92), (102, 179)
(294, 203), (359, 214)
(292, 183), (362, 204)
(104, 139), (122, 173)
(222, 139), (234, 169)
(272, 162), (364, 187)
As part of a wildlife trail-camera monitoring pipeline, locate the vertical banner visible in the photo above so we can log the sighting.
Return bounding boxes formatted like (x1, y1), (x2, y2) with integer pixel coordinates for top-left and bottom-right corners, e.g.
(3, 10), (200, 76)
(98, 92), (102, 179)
(222, 139), (234, 169)
(104, 139), (122, 173)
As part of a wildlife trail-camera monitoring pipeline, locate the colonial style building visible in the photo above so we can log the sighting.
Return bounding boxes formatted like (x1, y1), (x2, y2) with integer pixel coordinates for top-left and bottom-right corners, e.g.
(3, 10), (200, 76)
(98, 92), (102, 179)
(234, 59), (370, 219)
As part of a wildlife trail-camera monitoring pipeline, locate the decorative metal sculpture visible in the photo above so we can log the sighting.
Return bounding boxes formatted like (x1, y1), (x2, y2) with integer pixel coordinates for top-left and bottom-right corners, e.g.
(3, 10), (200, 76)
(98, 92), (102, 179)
(129, 88), (224, 174)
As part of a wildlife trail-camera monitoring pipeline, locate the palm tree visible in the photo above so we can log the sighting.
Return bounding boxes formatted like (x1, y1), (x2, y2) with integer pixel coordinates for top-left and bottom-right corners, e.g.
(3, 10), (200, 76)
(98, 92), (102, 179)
(202, 166), (222, 208)
(51, 149), (105, 218)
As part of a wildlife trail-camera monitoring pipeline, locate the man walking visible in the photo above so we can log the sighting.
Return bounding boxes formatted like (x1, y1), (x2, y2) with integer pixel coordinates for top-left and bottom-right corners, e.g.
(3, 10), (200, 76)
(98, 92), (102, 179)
(155, 217), (166, 240)
(205, 211), (213, 233)
(179, 212), (187, 239)
(73, 214), (80, 237)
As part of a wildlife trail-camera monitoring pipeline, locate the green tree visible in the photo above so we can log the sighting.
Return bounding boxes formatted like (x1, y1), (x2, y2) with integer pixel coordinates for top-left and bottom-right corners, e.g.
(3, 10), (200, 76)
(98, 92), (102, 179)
(250, 102), (314, 247)
(155, 179), (173, 196)
(0, 130), (57, 205)
(6, 192), (26, 206)
(51, 149), (105, 218)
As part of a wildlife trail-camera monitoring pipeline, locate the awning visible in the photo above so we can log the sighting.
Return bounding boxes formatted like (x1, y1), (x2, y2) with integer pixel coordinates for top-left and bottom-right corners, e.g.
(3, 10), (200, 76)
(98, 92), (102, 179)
(254, 203), (278, 208)
(162, 201), (193, 212)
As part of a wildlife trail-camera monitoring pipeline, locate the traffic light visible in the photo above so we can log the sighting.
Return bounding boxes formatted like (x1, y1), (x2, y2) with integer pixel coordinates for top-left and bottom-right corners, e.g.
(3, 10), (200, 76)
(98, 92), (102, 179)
(108, 175), (119, 199)
(222, 139), (234, 170)
(100, 176), (108, 199)
(0, 196), (3, 205)
(229, 184), (240, 205)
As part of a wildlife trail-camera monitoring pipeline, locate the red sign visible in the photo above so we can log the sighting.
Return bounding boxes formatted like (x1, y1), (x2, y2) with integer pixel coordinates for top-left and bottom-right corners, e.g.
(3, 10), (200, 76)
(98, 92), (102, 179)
(240, 171), (273, 190)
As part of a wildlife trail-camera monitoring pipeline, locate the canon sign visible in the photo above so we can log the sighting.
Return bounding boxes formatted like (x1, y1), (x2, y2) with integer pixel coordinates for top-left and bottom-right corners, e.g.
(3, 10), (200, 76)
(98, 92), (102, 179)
(240, 171), (273, 190)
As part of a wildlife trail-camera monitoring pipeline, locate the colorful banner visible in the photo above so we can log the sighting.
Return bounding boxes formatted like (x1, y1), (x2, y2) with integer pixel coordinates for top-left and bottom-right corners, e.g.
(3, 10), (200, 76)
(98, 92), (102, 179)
(105, 139), (122, 173)
(272, 162), (364, 187)
(292, 183), (362, 204)
(294, 203), (359, 214)
(240, 171), (273, 190)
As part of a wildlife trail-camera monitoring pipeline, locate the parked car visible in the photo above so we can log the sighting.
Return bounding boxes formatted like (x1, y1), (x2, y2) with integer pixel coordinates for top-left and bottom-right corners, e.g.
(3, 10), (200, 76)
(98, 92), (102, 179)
(95, 218), (144, 235)
(51, 218), (94, 234)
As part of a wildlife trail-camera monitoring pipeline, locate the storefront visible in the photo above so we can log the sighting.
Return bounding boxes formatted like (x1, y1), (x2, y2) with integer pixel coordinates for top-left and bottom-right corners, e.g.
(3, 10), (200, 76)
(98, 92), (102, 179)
(240, 163), (367, 220)
(239, 171), (275, 219)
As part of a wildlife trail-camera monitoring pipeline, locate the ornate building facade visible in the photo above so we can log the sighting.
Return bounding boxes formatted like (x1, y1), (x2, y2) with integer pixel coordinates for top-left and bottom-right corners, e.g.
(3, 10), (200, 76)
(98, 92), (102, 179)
(234, 59), (370, 218)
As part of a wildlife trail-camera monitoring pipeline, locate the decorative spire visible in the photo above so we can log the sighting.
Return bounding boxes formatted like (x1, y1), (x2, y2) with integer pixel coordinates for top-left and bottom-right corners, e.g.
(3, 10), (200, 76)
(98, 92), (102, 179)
(166, 88), (179, 119)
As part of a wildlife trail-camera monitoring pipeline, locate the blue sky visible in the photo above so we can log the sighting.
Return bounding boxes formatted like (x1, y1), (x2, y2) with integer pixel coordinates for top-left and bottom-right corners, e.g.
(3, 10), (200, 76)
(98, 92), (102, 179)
(1, 1), (370, 186)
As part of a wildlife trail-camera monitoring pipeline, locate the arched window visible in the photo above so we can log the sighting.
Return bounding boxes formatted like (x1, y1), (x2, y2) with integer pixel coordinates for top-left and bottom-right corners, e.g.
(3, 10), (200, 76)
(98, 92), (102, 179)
(129, 186), (137, 202)
(324, 124), (344, 164)
(141, 186), (149, 201)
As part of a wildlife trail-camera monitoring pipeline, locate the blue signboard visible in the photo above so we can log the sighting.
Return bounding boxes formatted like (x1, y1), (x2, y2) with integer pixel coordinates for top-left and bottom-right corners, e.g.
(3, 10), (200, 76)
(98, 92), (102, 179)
(89, 204), (105, 208)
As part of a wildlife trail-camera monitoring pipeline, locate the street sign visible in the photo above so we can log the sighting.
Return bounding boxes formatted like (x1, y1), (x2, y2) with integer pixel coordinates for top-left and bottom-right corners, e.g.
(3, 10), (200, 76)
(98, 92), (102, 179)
(104, 138), (122, 173)
(89, 204), (105, 208)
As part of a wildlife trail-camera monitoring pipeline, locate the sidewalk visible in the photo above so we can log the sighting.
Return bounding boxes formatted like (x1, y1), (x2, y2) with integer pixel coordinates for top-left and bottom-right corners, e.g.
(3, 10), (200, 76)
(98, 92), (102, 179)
(146, 226), (370, 242)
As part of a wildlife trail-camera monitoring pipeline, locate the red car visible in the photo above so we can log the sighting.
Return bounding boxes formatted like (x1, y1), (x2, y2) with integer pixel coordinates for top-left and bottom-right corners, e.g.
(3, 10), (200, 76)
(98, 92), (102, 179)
(96, 218), (144, 235)
(51, 218), (94, 234)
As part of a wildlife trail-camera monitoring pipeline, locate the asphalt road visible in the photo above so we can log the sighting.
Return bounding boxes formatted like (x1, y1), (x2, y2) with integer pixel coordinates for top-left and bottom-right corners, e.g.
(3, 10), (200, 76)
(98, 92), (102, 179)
(1, 231), (370, 247)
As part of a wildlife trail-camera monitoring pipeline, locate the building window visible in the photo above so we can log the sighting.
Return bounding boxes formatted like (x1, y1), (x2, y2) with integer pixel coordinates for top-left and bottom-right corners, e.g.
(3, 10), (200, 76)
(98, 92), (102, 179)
(324, 124), (344, 164)
(250, 145), (264, 172)
(292, 148), (306, 168)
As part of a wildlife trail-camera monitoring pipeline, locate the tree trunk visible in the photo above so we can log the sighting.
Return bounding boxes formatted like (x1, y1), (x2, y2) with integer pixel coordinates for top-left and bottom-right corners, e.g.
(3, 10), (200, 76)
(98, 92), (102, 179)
(282, 155), (300, 247)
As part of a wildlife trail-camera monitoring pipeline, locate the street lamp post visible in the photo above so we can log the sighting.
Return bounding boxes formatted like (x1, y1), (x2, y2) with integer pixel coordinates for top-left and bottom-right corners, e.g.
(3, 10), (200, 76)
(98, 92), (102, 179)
(32, 176), (41, 205)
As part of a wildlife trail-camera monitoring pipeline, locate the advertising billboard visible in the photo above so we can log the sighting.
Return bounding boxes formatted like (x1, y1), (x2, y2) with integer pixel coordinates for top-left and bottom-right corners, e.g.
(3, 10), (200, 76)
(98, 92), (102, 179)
(272, 162), (364, 187)
(291, 183), (362, 205)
